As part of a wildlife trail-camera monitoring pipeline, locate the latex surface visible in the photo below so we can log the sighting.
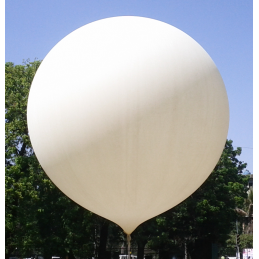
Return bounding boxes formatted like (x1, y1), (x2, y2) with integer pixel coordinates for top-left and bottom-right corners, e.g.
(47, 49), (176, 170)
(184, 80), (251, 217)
(27, 16), (229, 234)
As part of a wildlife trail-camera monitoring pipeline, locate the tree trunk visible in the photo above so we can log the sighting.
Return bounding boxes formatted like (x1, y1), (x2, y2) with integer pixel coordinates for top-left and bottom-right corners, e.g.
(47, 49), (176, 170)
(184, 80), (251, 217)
(188, 239), (211, 259)
(98, 221), (109, 259)
(184, 241), (187, 259)
(158, 250), (169, 259)
(67, 251), (76, 259)
(137, 241), (146, 259)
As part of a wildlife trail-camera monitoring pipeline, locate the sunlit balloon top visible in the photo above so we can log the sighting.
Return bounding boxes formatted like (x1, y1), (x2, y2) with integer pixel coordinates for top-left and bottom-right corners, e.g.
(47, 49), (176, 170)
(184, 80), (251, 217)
(27, 16), (229, 234)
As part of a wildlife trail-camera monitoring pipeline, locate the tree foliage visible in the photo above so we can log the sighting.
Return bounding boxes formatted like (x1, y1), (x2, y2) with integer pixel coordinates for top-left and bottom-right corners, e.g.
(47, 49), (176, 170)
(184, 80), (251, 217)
(5, 60), (46, 257)
(137, 140), (249, 259)
(5, 60), (251, 259)
(5, 61), (110, 259)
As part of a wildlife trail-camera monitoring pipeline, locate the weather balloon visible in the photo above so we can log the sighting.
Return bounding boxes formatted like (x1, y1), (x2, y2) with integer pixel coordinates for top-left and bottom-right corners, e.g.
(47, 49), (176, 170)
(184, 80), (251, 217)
(27, 16), (229, 235)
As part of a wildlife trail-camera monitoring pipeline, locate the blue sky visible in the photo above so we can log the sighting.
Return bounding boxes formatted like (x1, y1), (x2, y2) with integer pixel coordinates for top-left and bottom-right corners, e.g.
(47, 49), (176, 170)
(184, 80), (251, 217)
(5, 0), (253, 173)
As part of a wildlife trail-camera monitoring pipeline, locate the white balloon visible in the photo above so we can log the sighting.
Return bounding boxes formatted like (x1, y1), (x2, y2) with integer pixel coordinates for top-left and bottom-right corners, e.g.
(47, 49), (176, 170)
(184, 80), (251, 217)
(27, 16), (229, 234)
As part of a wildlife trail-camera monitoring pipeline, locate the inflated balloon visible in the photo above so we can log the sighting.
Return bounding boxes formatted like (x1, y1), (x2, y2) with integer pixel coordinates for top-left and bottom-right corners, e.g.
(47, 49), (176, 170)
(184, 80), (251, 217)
(27, 16), (229, 234)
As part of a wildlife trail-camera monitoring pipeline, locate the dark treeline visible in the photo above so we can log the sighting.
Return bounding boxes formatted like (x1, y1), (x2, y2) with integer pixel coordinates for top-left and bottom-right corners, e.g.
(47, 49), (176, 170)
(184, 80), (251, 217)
(5, 61), (252, 259)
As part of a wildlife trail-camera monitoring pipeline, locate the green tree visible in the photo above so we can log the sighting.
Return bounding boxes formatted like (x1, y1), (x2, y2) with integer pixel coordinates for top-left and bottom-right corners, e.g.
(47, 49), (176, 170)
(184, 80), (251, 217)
(6, 60), (250, 259)
(236, 185), (253, 217)
(5, 61), (98, 259)
(244, 188), (253, 217)
(144, 140), (248, 259)
(131, 218), (158, 259)
(5, 60), (46, 258)
(220, 232), (253, 256)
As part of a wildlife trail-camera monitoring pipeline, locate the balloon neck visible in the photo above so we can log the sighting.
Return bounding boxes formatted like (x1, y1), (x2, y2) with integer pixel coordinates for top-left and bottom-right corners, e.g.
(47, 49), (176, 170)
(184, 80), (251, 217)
(127, 234), (131, 259)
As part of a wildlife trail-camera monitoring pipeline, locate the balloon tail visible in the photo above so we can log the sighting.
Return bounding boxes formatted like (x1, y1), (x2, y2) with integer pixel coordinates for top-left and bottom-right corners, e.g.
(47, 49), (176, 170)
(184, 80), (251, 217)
(127, 234), (131, 259)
